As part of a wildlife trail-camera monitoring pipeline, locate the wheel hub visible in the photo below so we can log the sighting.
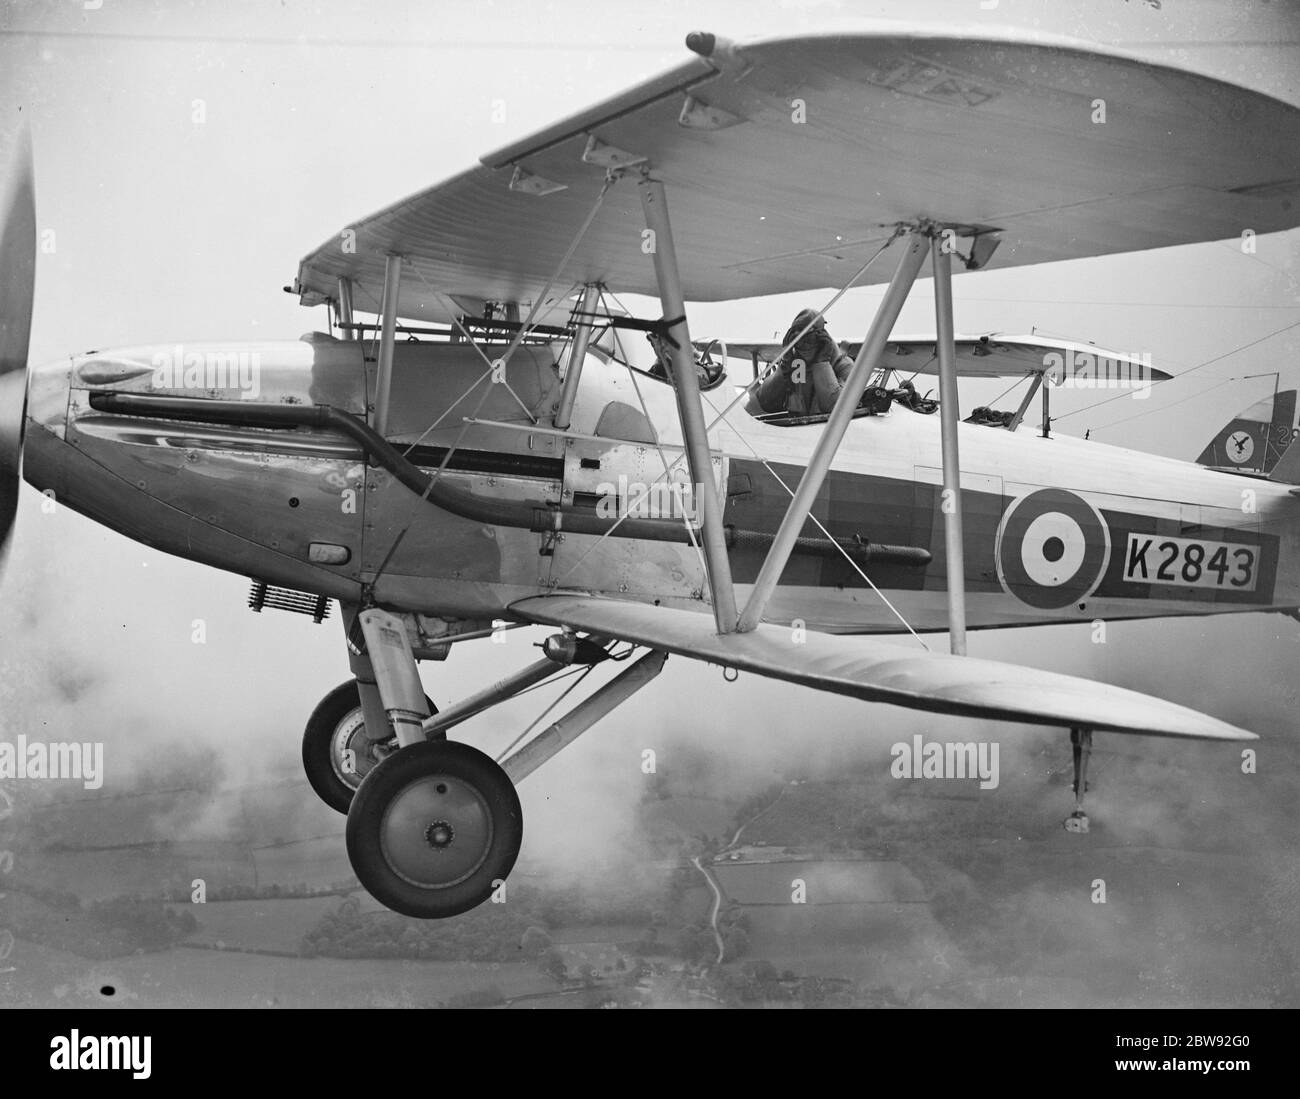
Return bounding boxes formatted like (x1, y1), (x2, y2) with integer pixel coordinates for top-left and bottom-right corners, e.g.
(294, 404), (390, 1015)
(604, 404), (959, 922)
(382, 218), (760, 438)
(380, 773), (493, 889)
(424, 819), (455, 849)
(331, 711), (373, 789)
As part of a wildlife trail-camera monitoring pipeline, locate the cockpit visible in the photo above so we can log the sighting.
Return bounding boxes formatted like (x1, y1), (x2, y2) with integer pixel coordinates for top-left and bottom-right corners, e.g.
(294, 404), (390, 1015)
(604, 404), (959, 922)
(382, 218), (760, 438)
(588, 309), (945, 429)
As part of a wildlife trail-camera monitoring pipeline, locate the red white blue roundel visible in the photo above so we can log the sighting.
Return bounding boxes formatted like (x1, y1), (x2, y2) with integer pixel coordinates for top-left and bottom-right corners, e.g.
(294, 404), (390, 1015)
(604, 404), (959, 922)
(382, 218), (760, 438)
(996, 489), (1110, 609)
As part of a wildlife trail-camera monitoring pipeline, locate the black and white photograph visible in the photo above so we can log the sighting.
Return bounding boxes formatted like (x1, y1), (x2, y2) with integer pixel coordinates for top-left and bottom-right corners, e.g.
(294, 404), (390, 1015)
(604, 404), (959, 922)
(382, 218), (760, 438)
(1, 0), (1297, 1064)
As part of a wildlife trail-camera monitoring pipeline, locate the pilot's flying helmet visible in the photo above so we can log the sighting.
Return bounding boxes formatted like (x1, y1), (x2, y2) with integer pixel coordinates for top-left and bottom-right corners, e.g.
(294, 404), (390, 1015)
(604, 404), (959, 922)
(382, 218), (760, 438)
(787, 308), (825, 336)
(782, 308), (830, 363)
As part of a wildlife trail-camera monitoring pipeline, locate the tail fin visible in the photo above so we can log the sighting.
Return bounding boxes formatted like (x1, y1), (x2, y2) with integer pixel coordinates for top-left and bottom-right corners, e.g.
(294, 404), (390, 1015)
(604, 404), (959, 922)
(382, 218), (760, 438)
(1196, 389), (1297, 475)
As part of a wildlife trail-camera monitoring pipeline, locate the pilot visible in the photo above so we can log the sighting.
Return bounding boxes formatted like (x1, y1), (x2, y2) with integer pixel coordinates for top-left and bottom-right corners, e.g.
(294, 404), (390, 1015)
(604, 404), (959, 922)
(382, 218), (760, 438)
(894, 378), (926, 411)
(747, 309), (855, 416)
(646, 330), (724, 389)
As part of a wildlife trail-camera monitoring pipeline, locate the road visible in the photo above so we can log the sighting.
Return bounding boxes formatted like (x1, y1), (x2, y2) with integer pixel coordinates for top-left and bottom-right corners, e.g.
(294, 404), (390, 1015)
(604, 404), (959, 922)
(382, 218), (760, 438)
(723, 783), (790, 852)
(689, 856), (726, 965)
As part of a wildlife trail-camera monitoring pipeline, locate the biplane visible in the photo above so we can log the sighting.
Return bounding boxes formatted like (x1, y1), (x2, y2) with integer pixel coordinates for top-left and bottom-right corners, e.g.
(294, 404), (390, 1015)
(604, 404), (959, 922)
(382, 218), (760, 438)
(3, 29), (1300, 919)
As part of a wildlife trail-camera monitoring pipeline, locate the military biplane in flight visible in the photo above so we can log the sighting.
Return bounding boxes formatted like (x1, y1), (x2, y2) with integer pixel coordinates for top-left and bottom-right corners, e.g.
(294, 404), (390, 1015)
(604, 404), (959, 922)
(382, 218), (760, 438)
(3, 30), (1300, 918)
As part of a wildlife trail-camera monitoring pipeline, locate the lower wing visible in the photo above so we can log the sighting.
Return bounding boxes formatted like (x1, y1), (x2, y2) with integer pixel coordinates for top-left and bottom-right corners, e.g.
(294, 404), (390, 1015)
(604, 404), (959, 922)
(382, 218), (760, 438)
(509, 595), (1254, 742)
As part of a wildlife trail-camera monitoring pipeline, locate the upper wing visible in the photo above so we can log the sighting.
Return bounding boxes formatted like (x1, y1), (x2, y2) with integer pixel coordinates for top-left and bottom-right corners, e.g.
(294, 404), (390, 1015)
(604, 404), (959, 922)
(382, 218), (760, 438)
(509, 594), (1254, 741)
(720, 334), (1174, 383)
(296, 30), (1300, 321)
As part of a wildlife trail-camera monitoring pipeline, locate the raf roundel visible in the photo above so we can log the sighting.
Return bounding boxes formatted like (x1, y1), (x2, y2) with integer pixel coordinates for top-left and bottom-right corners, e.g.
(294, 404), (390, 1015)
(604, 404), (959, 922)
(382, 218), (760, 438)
(996, 489), (1111, 609)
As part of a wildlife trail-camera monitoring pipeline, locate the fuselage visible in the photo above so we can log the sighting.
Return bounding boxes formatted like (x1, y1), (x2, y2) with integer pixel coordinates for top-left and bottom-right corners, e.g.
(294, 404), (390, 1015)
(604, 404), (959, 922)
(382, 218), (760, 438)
(18, 334), (1300, 633)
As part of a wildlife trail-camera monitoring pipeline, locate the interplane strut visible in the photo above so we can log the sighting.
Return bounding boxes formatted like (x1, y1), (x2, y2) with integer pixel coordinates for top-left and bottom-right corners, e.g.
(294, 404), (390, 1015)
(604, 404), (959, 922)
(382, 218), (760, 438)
(637, 175), (738, 634)
(931, 236), (967, 656)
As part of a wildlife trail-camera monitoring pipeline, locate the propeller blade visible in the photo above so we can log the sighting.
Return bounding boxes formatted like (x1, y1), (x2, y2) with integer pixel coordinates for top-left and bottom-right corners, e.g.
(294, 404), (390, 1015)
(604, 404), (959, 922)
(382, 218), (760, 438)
(0, 128), (35, 553)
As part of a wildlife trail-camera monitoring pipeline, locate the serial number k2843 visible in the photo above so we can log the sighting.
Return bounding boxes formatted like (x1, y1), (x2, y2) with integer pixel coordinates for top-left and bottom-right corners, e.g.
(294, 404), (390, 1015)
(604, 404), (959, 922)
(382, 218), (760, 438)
(1123, 533), (1257, 592)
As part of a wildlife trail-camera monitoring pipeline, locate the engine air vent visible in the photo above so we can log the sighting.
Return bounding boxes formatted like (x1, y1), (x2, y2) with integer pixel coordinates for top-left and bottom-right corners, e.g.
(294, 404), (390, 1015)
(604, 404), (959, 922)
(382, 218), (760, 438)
(247, 580), (332, 624)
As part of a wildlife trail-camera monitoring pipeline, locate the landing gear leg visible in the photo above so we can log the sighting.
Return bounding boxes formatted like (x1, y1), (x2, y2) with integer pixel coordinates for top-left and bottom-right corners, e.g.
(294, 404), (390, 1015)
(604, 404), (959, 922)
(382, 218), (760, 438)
(338, 618), (664, 919)
(346, 623), (390, 750)
(300, 606), (440, 815)
(1065, 726), (1092, 834)
(345, 608), (522, 918)
(354, 608), (431, 747)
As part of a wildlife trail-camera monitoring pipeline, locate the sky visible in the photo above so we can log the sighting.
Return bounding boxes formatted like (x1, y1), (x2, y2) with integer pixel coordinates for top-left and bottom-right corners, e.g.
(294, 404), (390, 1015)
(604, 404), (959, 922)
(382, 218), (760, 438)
(1, 0), (1299, 917)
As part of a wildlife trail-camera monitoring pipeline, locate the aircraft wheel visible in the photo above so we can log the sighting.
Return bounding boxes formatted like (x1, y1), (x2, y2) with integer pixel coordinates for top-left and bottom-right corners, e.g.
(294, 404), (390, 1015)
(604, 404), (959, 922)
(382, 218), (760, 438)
(345, 740), (522, 919)
(302, 680), (436, 814)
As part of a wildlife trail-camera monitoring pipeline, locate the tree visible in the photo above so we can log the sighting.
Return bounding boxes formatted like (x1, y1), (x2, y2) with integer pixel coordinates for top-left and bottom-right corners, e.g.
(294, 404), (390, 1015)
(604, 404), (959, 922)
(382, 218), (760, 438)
(520, 926), (552, 958)
(721, 924), (750, 960)
(540, 948), (568, 983)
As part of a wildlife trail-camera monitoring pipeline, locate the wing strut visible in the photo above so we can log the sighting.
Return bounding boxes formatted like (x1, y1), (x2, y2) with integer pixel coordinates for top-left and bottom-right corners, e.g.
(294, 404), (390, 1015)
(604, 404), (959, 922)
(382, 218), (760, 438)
(931, 237), (966, 655)
(336, 277), (356, 341)
(373, 253), (403, 436)
(1007, 370), (1044, 432)
(637, 175), (737, 634)
(553, 283), (600, 430)
(735, 230), (930, 633)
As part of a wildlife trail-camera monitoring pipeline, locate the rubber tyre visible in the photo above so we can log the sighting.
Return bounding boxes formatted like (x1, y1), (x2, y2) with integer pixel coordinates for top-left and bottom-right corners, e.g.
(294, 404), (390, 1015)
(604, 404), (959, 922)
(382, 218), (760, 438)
(345, 740), (522, 919)
(302, 680), (436, 814)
